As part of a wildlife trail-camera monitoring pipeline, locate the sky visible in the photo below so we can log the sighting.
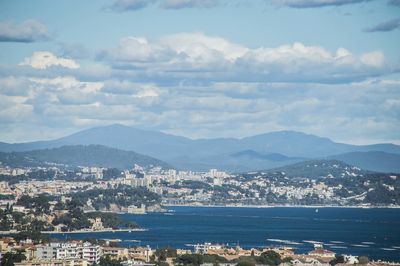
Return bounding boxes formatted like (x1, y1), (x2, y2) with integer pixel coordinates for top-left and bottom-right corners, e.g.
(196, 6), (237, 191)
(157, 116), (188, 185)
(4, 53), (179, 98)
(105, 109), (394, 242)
(0, 0), (399, 144)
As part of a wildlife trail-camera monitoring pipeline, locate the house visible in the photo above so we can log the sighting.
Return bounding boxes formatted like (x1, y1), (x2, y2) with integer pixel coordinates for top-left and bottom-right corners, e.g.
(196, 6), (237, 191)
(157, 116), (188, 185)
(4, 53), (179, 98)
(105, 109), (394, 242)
(308, 247), (335, 260)
(127, 204), (146, 214)
(128, 246), (153, 262)
(0, 237), (17, 252)
(88, 217), (104, 231)
(292, 257), (330, 266)
(102, 246), (129, 259)
(121, 260), (155, 266)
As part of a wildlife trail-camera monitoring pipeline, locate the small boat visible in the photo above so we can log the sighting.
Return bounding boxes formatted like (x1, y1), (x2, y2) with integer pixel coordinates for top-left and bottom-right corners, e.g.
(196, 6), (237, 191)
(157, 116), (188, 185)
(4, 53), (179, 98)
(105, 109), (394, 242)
(315, 208), (319, 213)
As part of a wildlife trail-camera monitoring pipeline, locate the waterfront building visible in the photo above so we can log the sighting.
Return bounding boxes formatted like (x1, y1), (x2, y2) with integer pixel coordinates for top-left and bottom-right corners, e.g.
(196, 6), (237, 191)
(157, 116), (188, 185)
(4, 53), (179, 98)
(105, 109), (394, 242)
(127, 204), (146, 214)
(308, 247), (336, 260)
(292, 257), (330, 266)
(89, 217), (105, 231)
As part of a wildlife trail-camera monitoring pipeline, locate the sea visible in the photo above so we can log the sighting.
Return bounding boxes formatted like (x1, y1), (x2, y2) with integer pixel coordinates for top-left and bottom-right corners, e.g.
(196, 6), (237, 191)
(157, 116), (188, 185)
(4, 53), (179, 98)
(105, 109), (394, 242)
(51, 206), (400, 261)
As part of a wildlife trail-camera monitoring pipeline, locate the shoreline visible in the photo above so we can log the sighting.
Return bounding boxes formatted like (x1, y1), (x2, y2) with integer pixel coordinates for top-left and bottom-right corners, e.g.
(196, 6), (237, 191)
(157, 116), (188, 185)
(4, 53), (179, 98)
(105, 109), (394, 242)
(43, 228), (147, 234)
(0, 228), (147, 235)
(162, 204), (400, 209)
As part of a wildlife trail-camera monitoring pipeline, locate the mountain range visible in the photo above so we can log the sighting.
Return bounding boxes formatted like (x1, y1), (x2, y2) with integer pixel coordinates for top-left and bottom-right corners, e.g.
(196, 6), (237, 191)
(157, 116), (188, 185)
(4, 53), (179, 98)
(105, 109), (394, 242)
(0, 145), (170, 170)
(0, 124), (399, 172)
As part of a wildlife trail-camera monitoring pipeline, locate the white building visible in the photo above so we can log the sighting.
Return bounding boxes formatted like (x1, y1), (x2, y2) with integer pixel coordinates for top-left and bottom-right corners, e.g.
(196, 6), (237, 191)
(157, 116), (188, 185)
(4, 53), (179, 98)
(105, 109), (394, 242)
(36, 242), (101, 265)
(81, 242), (102, 265)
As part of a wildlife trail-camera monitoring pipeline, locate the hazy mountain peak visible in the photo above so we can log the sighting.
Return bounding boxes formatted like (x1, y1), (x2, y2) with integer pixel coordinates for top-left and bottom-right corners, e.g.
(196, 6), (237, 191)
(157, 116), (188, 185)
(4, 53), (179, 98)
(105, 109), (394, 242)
(0, 125), (399, 172)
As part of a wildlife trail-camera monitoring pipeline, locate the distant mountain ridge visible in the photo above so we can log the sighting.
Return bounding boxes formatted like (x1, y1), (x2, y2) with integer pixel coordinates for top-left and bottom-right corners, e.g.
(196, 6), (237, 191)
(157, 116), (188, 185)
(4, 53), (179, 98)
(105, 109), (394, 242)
(0, 145), (171, 169)
(328, 151), (400, 173)
(261, 159), (368, 178)
(0, 124), (399, 172)
(232, 150), (304, 162)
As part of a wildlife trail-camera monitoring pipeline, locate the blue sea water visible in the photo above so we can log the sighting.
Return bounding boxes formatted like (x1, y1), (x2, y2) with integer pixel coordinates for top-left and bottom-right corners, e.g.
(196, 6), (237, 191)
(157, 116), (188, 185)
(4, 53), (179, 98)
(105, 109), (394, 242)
(52, 207), (400, 261)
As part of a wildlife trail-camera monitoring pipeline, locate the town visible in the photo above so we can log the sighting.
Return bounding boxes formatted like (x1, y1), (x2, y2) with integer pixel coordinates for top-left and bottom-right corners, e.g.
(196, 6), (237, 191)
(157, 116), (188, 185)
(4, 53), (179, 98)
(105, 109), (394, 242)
(1, 160), (399, 215)
(0, 236), (398, 266)
(0, 163), (399, 265)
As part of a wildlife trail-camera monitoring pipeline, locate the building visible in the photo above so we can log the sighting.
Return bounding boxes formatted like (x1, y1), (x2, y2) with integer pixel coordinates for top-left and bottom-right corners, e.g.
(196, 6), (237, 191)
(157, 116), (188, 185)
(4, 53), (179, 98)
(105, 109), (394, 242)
(89, 217), (104, 231)
(194, 243), (224, 254)
(127, 204), (146, 214)
(56, 243), (81, 260)
(308, 248), (335, 260)
(35, 242), (101, 265)
(292, 257), (330, 266)
(15, 258), (88, 266)
(121, 259), (155, 266)
(81, 242), (101, 265)
(102, 246), (129, 259)
(128, 246), (153, 262)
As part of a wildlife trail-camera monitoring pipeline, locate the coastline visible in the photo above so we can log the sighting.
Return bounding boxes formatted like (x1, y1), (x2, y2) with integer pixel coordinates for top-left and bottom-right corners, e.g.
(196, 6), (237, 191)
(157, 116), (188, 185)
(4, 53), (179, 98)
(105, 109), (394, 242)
(162, 203), (400, 209)
(43, 228), (147, 234)
(0, 228), (147, 235)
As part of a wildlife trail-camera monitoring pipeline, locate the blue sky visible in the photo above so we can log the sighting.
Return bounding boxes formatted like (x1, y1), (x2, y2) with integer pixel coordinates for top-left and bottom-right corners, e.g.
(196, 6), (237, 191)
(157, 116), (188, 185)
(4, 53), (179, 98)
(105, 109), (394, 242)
(0, 0), (399, 144)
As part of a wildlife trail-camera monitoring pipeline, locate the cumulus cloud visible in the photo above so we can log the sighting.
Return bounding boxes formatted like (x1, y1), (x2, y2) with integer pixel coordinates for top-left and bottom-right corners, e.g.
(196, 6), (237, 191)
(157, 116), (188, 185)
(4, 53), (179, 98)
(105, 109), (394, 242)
(0, 20), (50, 42)
(359, 51), (385, 67)
(105, 0), (219, 11)
(364, 18), (400, 32)
(161, 0), (219, 9)
(104, 0), (155, 12)
(272, 0), (371, 8)
(105, 0), (373, 11)
(2, 74), (399, 144)
(19, 51), (80, 69)
(98, 33), (388, 84)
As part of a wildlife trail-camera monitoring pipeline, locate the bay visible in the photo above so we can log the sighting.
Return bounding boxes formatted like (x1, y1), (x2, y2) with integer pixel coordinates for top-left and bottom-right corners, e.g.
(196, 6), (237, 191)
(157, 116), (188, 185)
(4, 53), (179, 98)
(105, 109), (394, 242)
(51, 206), (400, 262)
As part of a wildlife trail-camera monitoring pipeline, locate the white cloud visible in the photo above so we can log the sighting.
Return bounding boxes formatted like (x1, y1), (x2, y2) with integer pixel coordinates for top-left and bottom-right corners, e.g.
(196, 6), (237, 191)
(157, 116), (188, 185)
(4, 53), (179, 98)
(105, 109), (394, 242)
(29, 76), (103, 92)
(272, 0), (372, 8)
(160, 32), (248, 62)
(106, 0), (155, 12)
(20, 51), (80, 69)
(0, 72), (399, 144)
(0, 20), (50, 42)
(100, 33), (388, 84)
(161, 0), (219, 9)
(360, 51), (385, 67)
(105, 0), (219, 11)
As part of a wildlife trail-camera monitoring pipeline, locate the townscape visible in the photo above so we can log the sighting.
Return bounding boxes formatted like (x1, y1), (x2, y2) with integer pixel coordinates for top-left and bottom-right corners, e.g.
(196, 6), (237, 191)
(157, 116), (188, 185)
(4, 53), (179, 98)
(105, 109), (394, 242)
(0, 235), (398, 266)
(0, 161), (399, 265)
(1, 159), (399, 217)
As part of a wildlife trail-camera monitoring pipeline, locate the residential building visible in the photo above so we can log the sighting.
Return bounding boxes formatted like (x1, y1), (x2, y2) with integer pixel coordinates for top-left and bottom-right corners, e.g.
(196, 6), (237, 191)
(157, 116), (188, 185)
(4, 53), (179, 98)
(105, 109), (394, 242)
(15, 258), (88, 266)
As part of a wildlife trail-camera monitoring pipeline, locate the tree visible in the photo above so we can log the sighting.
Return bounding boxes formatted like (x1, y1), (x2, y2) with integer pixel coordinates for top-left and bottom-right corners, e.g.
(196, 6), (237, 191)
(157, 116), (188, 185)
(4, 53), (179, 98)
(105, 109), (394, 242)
(330, 255), (344, 266)
(175, 254), (203, 266)
(155, 247), (177, 262)
(329, 255), (344, 266)
(0, 216), (12, 231)
(14, 229), (49, 244)
(99, 255), (122, 266)
(0, 250), (26, 266)
(282, 257), (293, 264)
(236, 261), (255, 266)
(257, 251), (281, 266)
